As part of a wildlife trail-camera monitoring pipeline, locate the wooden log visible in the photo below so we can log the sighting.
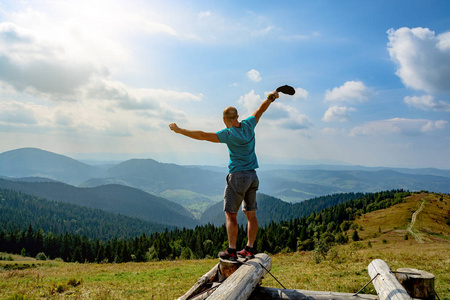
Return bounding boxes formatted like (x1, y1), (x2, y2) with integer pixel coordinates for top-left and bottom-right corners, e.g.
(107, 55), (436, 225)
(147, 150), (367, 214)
(250, 287), (379, 300)
(218, 258), (244, 281)
(188, 282), (222, 300)
(368, 259), (412, 300)
(249, 287), (379, 300)
(177, 263), (219, 300)
(395, 268), (435, 300)
(208, 253), (272, 300)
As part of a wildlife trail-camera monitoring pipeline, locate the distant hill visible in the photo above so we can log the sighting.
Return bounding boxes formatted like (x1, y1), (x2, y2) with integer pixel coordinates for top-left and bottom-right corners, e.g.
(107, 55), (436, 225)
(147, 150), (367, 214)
(1, 148), (449, 206)
(0, 148), (101, 185)
(81, 158), (225, 197)
(0, 179), (198, 228)
(0, 187), (173, 240)
(200, 192), (365, 226)
(258, 169), (450, 202)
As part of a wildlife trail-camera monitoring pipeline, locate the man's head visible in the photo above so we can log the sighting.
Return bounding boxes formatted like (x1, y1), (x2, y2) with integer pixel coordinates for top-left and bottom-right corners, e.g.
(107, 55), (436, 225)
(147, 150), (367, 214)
(223, 106), (239, 128)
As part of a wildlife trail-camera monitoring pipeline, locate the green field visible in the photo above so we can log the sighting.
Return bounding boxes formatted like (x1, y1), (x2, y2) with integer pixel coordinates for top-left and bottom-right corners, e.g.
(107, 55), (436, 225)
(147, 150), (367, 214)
(1, 192), (449, 299)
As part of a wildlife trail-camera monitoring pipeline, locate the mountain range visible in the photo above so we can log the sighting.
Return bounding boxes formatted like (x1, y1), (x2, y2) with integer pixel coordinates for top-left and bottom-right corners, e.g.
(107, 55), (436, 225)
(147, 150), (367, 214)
(1, 147), (450, 229)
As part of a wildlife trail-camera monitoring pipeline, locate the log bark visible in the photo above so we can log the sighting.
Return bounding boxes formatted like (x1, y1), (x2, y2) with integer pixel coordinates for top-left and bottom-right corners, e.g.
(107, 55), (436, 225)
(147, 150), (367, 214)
(208, 253), (272, 300)
(177, 263), (219, 300)
(249, 287), (379, 300)
(395, 268), (435, 300)
(368, 259), (412, 300)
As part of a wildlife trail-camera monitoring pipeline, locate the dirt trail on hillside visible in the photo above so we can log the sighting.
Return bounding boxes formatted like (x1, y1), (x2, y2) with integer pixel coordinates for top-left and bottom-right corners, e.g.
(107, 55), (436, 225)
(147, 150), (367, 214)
(408, 199), (425, 243)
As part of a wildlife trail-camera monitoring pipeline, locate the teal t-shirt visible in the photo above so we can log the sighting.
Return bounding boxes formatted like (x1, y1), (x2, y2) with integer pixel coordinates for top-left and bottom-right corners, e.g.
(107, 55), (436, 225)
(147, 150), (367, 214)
(216, 116), (259, 173)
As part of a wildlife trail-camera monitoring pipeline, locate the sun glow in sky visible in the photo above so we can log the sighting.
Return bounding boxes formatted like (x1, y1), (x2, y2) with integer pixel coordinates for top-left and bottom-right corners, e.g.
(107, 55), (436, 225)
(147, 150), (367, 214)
(0, 0), (449, 168)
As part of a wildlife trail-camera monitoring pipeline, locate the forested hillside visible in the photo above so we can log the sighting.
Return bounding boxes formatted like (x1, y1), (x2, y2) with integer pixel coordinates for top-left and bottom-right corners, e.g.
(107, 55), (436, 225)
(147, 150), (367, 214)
(0, 189), (411, 263)
(0, 188), (174, 240)
(0, 179), (198, 228)
(201, 192), (366, 226)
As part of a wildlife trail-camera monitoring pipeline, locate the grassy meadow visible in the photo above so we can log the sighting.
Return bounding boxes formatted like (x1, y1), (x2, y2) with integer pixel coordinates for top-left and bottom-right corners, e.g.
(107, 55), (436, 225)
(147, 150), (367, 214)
(1, 192), (449, 299)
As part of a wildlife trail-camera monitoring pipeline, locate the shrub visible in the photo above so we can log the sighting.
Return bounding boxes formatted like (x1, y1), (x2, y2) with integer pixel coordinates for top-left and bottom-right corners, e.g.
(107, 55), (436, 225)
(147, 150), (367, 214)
(36, 252), (47, 261)
(67, 278), (83, 287)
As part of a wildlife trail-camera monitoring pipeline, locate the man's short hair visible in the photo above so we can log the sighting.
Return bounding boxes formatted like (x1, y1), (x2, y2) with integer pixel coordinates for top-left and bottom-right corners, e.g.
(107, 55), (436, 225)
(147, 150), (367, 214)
(223, 106), (238, 120)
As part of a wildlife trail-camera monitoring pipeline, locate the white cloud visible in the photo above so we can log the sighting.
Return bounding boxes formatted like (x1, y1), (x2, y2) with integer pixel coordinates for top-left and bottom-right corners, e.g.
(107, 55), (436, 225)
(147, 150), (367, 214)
(279, 31), (321, 42)
(350, 118), (447, 137)
(321, 127), (345, 136)
(387, 27), (450, 93)
(194, 10), (275, 43)
(404, 95), (450, 112)
(324, 81), (370, 102)
(0, 21), (104, 99)
(87, 78), (202, 109)
(247, 69), (262, 82)
(293, 87), (308, 100)
(421, 120), (447, 132)
(322, 106), (356, 122)
(198, 11), (211, 19)
(0, 101), (41, 125)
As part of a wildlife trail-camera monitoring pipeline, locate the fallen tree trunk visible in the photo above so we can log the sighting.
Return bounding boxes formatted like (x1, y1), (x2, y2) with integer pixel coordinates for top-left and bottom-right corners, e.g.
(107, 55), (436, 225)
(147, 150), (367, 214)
(208, 253), (272, 300)
(368, 259), (411, 300)
(249, 287), (379, 300)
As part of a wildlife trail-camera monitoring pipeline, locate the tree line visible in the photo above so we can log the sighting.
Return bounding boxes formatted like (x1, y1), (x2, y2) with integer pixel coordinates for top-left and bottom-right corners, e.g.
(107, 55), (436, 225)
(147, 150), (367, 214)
(0, 189), (410, 263)
(0, 188), (173, 240)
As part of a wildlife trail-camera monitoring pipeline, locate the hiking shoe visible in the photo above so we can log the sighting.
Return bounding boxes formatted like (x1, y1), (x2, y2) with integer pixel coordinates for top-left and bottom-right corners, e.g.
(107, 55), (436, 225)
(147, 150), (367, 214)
(238, 246), (255, 259)
(218, 248), (237, 261)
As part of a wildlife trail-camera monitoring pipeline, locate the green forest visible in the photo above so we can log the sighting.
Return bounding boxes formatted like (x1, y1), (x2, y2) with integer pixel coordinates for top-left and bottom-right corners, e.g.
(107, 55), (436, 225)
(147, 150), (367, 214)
(0, 188), (410, 263)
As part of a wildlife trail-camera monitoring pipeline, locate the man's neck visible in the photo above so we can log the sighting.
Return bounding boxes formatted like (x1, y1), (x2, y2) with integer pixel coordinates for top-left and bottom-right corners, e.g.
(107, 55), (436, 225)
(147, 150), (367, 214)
(229, 121), (240, 128)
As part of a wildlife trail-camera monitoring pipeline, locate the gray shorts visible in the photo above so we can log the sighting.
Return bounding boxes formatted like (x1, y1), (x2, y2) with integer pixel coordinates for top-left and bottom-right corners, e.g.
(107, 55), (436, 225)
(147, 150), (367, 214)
(223, 170), (259, 213)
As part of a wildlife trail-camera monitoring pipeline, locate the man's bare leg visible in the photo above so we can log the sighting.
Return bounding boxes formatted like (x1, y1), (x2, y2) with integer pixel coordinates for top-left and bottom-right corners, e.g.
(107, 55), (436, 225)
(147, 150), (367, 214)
(225, 212), (238, 249)
(244, 210), (258, 248)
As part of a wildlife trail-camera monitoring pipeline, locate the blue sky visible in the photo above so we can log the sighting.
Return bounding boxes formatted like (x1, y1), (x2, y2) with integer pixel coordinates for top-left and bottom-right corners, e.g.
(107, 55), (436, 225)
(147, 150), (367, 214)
(0, 0), (449, 168)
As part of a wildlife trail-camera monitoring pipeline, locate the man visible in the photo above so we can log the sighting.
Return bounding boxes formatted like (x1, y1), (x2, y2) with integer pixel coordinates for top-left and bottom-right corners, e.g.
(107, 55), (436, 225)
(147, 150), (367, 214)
(169, 90), (279, 261)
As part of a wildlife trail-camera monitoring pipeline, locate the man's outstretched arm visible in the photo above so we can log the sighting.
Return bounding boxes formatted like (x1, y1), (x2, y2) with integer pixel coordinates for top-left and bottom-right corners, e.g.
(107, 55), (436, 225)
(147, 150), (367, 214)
(169, 123), (220, 143)
(252, 91), (279, 123)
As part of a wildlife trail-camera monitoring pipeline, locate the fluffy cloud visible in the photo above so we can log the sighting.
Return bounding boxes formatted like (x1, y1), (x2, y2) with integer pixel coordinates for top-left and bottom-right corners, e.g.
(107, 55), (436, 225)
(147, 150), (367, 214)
(350, 118), (447, 137)
(87, 79), (202, 110)
(324, 81), (370, 103)
(292, 87), (308, 100)
(194, 10), (274, 43)
(0, 22), (100, 98)
(322, 106), (356, 122)
(387, 27), (450, 93)
(247, 69), (262, 82)
(404, 95), (450, 112)
(0, 14), (202, 137)
(0, 101), (42, 125)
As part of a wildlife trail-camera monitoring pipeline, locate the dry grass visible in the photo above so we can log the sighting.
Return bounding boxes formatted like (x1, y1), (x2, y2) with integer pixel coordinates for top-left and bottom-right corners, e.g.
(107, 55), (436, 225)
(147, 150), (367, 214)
(1, 192), (449, 299)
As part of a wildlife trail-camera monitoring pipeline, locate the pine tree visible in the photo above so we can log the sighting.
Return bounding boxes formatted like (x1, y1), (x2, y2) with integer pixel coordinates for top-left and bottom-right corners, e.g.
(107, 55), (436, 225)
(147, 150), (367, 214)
(352, 230), (360, 241)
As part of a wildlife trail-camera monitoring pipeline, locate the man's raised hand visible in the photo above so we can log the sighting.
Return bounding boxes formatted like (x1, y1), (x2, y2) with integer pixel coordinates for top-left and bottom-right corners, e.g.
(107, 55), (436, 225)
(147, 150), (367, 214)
(169, 123), (181, 133)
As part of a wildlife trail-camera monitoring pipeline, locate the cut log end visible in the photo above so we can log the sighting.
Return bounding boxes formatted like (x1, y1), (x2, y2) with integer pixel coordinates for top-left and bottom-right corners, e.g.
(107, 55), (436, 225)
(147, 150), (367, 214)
(218, 259), (242, 281)
(395, 268), (435, 300)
